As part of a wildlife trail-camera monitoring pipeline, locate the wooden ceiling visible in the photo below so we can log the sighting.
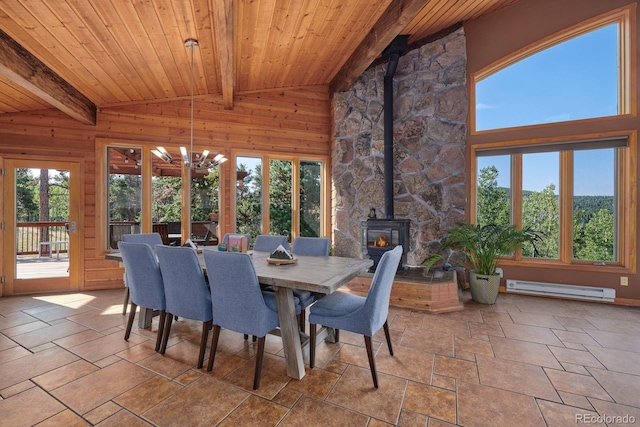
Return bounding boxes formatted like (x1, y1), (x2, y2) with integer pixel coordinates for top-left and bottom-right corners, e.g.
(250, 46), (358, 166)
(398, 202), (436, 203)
(0, 0), (520, 124)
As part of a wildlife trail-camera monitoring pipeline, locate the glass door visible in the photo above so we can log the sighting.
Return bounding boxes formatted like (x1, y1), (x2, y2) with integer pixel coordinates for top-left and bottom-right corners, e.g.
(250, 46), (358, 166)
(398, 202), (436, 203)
(2, 159), (80, 294)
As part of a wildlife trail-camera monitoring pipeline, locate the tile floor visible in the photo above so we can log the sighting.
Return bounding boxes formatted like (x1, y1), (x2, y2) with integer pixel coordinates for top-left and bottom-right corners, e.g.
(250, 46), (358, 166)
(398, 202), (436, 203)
(0, 289), (639, 426)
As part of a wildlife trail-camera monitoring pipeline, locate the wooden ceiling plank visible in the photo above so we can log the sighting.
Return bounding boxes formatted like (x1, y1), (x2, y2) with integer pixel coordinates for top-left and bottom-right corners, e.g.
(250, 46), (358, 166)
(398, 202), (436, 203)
(212, 0), (234, 109)
(300, 0), (390, 86)
(0, 28), (96, 125)
(330, 0), (429, 93)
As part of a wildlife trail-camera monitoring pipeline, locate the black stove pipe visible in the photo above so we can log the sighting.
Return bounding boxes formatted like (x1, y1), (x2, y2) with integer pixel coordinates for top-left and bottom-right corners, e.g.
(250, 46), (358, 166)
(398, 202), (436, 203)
(382, 36), (409, 220)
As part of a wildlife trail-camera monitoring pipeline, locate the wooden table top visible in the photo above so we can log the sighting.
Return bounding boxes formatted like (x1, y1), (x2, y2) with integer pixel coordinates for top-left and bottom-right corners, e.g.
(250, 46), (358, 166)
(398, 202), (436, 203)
(106, 248), (372, 295)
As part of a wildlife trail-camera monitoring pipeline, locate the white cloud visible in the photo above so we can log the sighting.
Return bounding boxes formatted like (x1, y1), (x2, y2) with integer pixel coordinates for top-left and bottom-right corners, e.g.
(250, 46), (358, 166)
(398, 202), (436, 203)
(476, 103), (496, 110)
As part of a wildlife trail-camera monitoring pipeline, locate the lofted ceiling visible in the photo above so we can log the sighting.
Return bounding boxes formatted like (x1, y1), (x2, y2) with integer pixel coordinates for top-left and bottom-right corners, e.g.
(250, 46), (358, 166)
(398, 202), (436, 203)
(0, 0), (520, 125)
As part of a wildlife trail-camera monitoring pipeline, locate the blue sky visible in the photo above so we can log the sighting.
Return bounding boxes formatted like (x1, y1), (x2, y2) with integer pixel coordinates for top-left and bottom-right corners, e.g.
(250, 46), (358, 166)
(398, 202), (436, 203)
(475, 23), (618, 196)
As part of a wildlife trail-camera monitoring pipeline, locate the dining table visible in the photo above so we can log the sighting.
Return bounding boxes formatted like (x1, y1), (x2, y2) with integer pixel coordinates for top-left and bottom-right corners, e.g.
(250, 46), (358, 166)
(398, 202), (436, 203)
(105, 247), (372, 379)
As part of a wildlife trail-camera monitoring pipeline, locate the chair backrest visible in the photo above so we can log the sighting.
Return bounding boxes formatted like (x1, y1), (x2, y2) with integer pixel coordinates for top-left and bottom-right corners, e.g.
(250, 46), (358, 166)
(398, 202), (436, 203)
(291, 237), (330, 256)
(253, 235), (289, 252)
(117, 241), (165, 310)
(360, 246), (403, 334)
(122, 232), (164, 247)
(152, 223), (170, 245)
(155, 245), (212, 321)
(203, 250), (278, 337)
(222, 233), (252, 247)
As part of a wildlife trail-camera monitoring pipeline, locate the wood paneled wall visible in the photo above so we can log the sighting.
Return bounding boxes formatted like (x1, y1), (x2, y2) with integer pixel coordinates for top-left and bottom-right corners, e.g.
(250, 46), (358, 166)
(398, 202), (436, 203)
(0, 86), (331, 293)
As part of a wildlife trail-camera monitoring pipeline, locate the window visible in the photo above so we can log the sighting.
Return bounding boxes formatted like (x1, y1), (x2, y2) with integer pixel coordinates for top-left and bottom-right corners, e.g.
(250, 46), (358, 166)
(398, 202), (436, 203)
(473, 134), (634, 268)
(473, 7), (632, 132)
(234, 154), (325, 242)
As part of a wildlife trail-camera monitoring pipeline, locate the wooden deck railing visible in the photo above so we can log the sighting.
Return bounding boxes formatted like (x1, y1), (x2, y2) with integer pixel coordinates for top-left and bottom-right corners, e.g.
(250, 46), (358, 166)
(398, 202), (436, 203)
(16, 221), (68, 256)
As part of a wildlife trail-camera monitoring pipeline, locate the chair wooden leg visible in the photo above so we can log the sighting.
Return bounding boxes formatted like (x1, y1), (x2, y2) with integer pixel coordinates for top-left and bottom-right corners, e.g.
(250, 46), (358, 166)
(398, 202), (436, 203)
(207, 325), (222, 371)
(383, 320), (393, 356)
(334, 329), (340, 343)
(364, 336), (378, 388)
(198, 320), (212, 369)
(122, 287), (130, 315)
(253, 336), (266, 390)
(309, 323), (317, 369)
(244, 334), (248, 340)
(155, 310), (166, 352)
(160, 313), (173, 354)
(124, 302), (137, 341)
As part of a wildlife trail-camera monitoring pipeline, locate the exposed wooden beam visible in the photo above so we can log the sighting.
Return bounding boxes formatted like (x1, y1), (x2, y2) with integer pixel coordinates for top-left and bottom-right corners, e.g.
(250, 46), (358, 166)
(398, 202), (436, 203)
(212, 0), (235, 109)
(0, 29), (96, 125)
(330, 0), (429, 93)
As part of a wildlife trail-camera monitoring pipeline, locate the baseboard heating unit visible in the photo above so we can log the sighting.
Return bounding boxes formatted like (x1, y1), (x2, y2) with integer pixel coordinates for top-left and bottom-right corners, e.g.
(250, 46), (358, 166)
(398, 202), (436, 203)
(506, 280), (615, 302)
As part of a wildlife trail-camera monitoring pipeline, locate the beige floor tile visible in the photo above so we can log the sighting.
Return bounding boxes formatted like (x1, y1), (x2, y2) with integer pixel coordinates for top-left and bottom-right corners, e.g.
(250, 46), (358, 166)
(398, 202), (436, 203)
(32, 360), (99, 391)
(66, 310), (127, 332)
(222, 353), (292, 399)
(397, 409), (427, 427)
(272, 388), (302, 408)
(549, 346), (605, 369)
(0, 346), (79, 390)
(490, 336), (563, 369)
(68, 330), (147, 362)
(421, 316), (470, 337)
(454, 335), (493, 356)
(35, 409), (90, 426)
(51, 360), (155, 414)
(376, 345), (434, 384)
(143, 375), (249, 426)
(219, 395), (288, 427)
(1, 320), (49, 337)
(434, 355), (478, 383)
(552, 329), (600, 346)
(114, 375), (183, 414)
(174, 369), (203, 385)
(0, 387), (66, 427)
(333, 341), (380, 369)
(0, 311), (40, 330)
(403, 381), (456, 424)
(0, 379), (35, 398)
(500, 322), (564, 346)
(588, 367), (640, 407)
(400, 328), (454, 357)
(10, 321), (88, 349)
(285, 366), (340, 399)
(538, 400), (604, 426)
(588, 398), (640, 424)
(585, 316), (640, 336)
(469, 321), (504, 338)
(558, 391), (594, 410)
(280, 395), (369, 427)
(0, 334), (18, 351)
(587, 345), (640, 375)
(137, 353), (191, 378)
(84, 401), (121, 425)
(476, 354), (560, 401)
(545, 368), (612, 401)
(53, 329), (104, 349)
(457, 381), (545, 427)
(326, 365), (406, 424)
(586, 329), (640, 353)
(95, 409), (153, 426)
(0, 345), (31, 365)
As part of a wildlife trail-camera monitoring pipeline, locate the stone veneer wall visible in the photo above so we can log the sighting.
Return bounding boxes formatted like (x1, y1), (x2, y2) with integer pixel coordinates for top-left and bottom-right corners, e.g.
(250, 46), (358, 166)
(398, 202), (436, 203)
(332, 28), (468, 266)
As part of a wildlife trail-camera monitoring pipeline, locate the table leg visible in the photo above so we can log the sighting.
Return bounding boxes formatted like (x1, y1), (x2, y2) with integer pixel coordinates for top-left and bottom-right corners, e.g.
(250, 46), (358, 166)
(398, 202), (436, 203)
(273, 286), (305, 380)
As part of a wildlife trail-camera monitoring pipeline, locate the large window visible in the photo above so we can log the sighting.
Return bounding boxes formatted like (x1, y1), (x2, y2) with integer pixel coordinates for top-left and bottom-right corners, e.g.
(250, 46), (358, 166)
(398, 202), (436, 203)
(235, 154), (325, 243)
(473, 7), (631, 132)
(474, 134), (634, 268)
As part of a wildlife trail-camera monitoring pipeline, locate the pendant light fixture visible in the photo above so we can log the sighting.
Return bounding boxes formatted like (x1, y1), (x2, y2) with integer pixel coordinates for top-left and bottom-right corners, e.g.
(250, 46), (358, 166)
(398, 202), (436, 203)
(152, 38), (227, 171)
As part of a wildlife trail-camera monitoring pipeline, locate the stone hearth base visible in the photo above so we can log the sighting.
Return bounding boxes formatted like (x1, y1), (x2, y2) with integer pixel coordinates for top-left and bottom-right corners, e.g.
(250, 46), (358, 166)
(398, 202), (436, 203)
(344, 268), (463, 313)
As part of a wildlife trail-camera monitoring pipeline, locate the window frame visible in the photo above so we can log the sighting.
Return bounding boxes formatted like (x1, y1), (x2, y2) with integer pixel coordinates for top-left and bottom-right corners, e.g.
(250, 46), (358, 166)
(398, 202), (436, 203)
(470, 5), (636, 135)
(231, 151), (328, 240)
(470, 131), (636, 273)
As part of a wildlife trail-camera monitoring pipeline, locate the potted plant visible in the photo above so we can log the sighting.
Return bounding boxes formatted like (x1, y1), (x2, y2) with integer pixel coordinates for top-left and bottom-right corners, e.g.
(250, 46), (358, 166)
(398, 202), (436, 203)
(440, 222), (539, 304)
(421, 253), (444, 280)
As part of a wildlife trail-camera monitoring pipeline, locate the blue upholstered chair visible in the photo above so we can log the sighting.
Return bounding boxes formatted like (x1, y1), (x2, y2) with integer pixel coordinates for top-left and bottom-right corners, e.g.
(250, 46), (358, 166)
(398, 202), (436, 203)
(291, 237), (331, 331)
(291, 237), (330, 256)
(203, 250), (280, 389)
(309, 245), (403, 388)
(253, 234), (289, 252)
(120, 233), (164, 315)
(117, 241), (166, 352)
(155, 245), (213, 369)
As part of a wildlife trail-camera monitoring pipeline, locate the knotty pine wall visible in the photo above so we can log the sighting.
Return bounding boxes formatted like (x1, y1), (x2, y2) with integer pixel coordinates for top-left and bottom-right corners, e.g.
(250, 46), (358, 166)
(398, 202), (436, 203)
(0, 86), (331, 293)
